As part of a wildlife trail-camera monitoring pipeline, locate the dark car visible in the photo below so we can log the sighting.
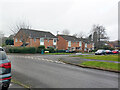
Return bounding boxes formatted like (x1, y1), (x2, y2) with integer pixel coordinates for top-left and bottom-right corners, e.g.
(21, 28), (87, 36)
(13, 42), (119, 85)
(95, 50), (106, 55)
(105, 50), (112, 54)
(66, 50), (76, 53)
(0, 47), (11, 90)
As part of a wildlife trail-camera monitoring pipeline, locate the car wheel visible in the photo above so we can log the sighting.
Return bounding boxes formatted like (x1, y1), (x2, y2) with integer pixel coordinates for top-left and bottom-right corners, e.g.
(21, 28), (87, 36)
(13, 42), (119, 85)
(2, 87), (9, 90)
(2, 83), (9, 90)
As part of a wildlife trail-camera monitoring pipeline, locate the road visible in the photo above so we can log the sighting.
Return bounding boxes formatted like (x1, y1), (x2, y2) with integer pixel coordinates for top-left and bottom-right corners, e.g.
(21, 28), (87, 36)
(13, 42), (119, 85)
(8, 54), (118, 88)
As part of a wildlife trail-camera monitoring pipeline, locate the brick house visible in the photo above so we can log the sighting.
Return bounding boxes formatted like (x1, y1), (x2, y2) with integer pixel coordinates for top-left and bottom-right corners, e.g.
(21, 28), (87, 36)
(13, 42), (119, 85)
(14, 29), (57, 48)
(57, 35), (94, 52)
(57, 35), (84, 52)
(107, 40), (119, 49)
(81, 38), (94, 52)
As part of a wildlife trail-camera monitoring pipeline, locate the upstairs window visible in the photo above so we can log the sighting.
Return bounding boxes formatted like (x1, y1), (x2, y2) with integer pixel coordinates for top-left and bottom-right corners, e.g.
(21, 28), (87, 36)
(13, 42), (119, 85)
(53, 39), (57, 45)
(92, 43), (94, 47)
(79, 41), (82, 47)
(40, 38), (44, 45)
(20, 39), (22, 42)
(85, 43), (87, 48)
(76, 42), (77, 44)
(34, 38), (36, 42)
(15, 38), (17, 42)
(68, 41), (71, 47)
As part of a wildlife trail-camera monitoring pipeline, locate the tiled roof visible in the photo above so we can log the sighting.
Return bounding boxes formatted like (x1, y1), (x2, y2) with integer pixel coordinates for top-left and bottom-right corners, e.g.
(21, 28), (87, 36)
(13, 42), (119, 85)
(20, 29), (57, 38)
(58, 35), (80, 42)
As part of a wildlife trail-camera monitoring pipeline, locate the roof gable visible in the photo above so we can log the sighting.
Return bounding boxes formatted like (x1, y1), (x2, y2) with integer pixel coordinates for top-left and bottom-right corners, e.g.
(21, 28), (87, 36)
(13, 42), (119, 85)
(58, 35), (80, 42)
(19, 29), (56, 39)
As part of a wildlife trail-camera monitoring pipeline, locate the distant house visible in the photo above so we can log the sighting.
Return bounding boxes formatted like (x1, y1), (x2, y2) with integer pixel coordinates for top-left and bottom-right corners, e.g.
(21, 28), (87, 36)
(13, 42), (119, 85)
(57, 35), (83, 52)
(108, 40), (119, 49)
(81, 38), (94, 52)
(14, 29), (57, 48)
(57, 35), (94, 52)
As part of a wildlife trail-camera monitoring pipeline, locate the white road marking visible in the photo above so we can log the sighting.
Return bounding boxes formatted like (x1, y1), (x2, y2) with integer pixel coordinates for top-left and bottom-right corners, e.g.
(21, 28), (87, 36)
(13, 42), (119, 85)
(9, 55), (65, 64)
(9, 83), (12, 87)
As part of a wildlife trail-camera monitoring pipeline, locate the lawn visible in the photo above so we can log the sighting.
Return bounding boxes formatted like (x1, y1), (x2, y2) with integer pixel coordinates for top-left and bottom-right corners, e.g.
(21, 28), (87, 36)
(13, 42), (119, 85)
(80, 61), (120, 71)
(72, 55), (119, 62)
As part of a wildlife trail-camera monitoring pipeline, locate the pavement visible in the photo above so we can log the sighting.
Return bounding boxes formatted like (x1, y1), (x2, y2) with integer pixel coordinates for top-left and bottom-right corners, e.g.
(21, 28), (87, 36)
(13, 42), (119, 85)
(8, 54), (119, 88)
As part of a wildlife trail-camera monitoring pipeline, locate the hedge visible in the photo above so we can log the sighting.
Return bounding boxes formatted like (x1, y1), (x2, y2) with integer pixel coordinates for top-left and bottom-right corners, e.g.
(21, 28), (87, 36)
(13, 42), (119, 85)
(55, 50), (66, 53)
(9, 47), (36, 53)
(46, 47), (55, 53)
(37, 45), (45, 53)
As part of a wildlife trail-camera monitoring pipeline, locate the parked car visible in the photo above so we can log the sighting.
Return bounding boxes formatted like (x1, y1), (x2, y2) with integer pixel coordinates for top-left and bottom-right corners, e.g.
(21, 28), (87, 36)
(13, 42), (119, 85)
(95, 50), (106, 55)
(112, 50), (119, 54)
(0, 47), (4, 51)
(0, 47), (11, 90)
(66, 50), (76, 53)
(105, 50), (112, 54)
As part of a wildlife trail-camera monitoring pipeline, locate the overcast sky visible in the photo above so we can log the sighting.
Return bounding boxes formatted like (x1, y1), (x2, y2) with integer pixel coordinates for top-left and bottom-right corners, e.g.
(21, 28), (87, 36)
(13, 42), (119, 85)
(0, 0), (119, 41)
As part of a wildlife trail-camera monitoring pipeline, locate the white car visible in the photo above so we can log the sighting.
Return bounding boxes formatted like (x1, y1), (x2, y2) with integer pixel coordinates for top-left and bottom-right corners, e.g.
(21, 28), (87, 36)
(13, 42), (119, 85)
(0, 47), (4, 51)
(95, 50), (106, 55)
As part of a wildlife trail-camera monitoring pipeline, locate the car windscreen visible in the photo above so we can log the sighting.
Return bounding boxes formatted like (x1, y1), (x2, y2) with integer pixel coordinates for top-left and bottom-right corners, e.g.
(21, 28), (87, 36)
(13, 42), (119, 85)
(0, 51), (7, 60)
(0, 48), (4, 51)
(97, 50), (103, 52)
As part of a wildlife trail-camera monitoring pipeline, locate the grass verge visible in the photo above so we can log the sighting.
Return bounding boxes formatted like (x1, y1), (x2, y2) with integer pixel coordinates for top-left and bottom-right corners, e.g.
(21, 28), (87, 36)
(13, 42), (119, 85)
(60, 60), (120, 73)
(80, 61), (119, 71)
(72, 55), (119, 62)
(11, 79), (31, 89)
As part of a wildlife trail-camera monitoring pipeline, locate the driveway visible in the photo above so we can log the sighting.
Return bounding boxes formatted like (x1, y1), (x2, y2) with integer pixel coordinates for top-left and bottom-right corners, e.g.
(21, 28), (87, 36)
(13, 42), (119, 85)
(8, 54), (118, 88)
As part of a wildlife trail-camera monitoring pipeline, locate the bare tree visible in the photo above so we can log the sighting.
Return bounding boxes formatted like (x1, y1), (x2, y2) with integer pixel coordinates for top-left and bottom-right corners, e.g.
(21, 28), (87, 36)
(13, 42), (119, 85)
(10, 21), (32, 47)
(62, 29), (70, 35)
(10, 21), (32, 35)
(92, 24), (108, 49)
(73, 33), (78, 37)
(78, 31), (85, 38)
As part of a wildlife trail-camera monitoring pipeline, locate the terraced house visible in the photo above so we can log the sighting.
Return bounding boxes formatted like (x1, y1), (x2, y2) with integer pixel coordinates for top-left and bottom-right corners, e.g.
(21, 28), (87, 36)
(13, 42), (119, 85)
(14, 29), (57, 48)
(81, 38), (94, 52)
(57, 35), (82, 51)
(57, 35), (94, 52)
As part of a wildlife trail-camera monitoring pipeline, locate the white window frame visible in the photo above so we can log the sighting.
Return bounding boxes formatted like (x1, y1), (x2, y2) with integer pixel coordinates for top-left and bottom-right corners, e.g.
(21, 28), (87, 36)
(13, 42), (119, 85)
(92, 43), (94, 50)
(15, 38), (17, 42)
(68, 41), (71, 47)
(53, 39), (57, 45)
(85, 43), (87, 48)
(48, 39), (49, 42)
(40, 38), (44, 45)
(34, 38), (36, 42)
(20, 39), (22, 42)
(79, 41), (82, 47)
(92, 43), (94, 48)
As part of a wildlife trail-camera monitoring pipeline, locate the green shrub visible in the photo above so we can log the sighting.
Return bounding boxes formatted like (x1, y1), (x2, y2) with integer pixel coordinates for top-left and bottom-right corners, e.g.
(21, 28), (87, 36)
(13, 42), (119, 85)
(47, 47), (55, 53)
(9, 47), (36, 53)
(37, 45), (45, 53)
(55, 50), (66, 53)
(91, 49), (97, 52)
(21, 47), (36, 53)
